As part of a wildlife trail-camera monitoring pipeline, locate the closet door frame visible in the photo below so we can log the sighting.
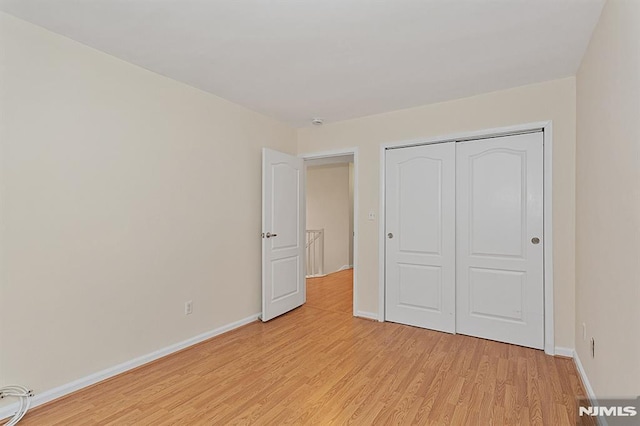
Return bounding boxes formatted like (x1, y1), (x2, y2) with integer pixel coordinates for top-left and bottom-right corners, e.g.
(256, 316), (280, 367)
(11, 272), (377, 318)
(378, 121), (555, 355)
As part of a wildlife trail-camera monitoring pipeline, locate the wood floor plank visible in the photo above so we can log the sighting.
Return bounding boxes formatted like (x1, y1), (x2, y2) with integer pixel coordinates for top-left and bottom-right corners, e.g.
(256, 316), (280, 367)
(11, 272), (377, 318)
(16, 269), (589, 425)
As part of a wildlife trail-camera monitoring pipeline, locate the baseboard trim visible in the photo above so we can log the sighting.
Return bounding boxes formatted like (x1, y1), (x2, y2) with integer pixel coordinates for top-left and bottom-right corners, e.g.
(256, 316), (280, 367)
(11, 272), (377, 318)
(306, 273), (327, 278)
(573, 350), (608, 426)
(0, 313), (260, 421)
(573, 350), (597, 402)
(552, 348), (598, 402)
(554, 346), (575, 358)
(338, 265), (354, 271)
(355, 311), (378, 321)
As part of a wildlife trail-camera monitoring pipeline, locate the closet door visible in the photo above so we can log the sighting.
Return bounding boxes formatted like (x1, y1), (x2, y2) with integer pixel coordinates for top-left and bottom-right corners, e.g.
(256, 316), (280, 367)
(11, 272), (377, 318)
(456, 132), (544, 349)
(385, 142), (455, 333)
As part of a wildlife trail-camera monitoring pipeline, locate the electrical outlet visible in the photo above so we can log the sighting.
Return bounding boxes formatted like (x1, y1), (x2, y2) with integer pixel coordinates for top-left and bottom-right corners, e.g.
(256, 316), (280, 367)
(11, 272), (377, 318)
(582, 323), (587, 341)
(185, 301), (193, 315)
(368, 211), (376, 221)
(591, 337), (595, 358)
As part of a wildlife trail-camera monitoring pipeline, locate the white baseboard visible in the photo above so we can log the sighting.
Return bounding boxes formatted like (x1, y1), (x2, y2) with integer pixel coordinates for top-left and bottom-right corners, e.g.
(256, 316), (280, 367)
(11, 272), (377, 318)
(551, 347), (598, 403)
(573, 351), (608, 426)
(0, 313), (260, 422)
(355, 311), (378, 321)
(573, 350), (597, 402)
(554, 346), (575, 358)
(307, 266), (351, 278)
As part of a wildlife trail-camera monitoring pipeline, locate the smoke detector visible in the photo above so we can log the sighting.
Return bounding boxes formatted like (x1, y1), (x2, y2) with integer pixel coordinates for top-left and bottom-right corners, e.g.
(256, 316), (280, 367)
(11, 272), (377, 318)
(311, 117), (324, 126)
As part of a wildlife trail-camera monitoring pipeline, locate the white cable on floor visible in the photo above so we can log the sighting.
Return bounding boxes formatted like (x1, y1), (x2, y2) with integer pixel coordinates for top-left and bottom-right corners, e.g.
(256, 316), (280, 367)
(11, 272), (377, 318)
(0, 385), (33, 426)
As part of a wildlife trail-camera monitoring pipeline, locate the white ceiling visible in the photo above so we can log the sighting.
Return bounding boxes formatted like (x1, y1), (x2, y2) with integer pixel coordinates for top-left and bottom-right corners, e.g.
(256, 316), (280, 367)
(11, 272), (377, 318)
(0, 0), (605, 128)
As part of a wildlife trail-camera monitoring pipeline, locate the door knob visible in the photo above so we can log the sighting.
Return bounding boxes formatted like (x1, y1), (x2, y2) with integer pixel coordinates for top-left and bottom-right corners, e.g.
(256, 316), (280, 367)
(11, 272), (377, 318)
(388, 233), (394, 239)
(531, 237), (540, 244)
(266, 232), (278, 238)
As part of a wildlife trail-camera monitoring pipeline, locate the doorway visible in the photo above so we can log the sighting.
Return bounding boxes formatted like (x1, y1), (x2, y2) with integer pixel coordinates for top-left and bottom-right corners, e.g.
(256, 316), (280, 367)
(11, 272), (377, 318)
(302, 149), (359, 316)
(260, 148), (359, 322)
(305, 158), (354, 314)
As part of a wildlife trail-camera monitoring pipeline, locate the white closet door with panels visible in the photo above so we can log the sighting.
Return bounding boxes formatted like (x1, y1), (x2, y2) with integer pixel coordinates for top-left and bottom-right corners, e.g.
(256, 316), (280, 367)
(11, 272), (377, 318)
(456, 132), (544, 349)
(385, 142), (456, 333)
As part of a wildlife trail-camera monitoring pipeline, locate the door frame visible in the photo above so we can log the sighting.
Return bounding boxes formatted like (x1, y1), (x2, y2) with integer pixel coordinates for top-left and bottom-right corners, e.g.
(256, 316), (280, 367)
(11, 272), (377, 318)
(300, 147), (360, 317)
(378, 121), (555, 355)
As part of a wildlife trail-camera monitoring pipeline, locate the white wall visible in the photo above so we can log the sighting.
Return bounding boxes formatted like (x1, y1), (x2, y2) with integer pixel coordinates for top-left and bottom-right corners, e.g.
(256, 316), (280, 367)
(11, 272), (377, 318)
(298, 78), (577, 347)
(575, 0), (640, 398)
(348, 162), (354, 265)
(306, 163), (351, 274)
(0, 12), (296, 396)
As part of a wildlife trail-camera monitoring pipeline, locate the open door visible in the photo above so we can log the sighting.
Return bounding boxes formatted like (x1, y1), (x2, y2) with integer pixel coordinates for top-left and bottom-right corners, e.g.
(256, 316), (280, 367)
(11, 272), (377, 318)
(261, 148), (305, 321)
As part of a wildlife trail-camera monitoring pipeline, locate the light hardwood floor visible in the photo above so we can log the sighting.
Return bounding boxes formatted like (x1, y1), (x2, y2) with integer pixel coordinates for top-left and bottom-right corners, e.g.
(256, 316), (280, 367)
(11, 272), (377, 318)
(18, 269), (589, 425)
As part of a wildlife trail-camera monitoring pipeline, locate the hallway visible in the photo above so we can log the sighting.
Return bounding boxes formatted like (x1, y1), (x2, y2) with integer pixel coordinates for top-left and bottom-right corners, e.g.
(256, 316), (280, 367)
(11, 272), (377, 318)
(306, 268), (353, 314)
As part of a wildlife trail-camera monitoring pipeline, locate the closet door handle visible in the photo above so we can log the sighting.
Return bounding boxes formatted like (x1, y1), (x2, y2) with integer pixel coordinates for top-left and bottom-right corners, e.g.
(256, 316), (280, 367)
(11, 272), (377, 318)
(531, 237), (540, 244)
(388, 233), (394, 239)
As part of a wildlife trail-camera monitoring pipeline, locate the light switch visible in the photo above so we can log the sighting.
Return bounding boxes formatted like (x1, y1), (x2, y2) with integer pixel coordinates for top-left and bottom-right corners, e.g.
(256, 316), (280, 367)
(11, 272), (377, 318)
(368, 211), (376, 220)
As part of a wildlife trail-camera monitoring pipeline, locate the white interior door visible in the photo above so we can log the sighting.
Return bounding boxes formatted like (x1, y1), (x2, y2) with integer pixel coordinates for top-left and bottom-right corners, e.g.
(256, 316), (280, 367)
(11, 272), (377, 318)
(262, 148), (305, 322)
(456, 132), (544, 349)
(385, 142), (456, 333)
